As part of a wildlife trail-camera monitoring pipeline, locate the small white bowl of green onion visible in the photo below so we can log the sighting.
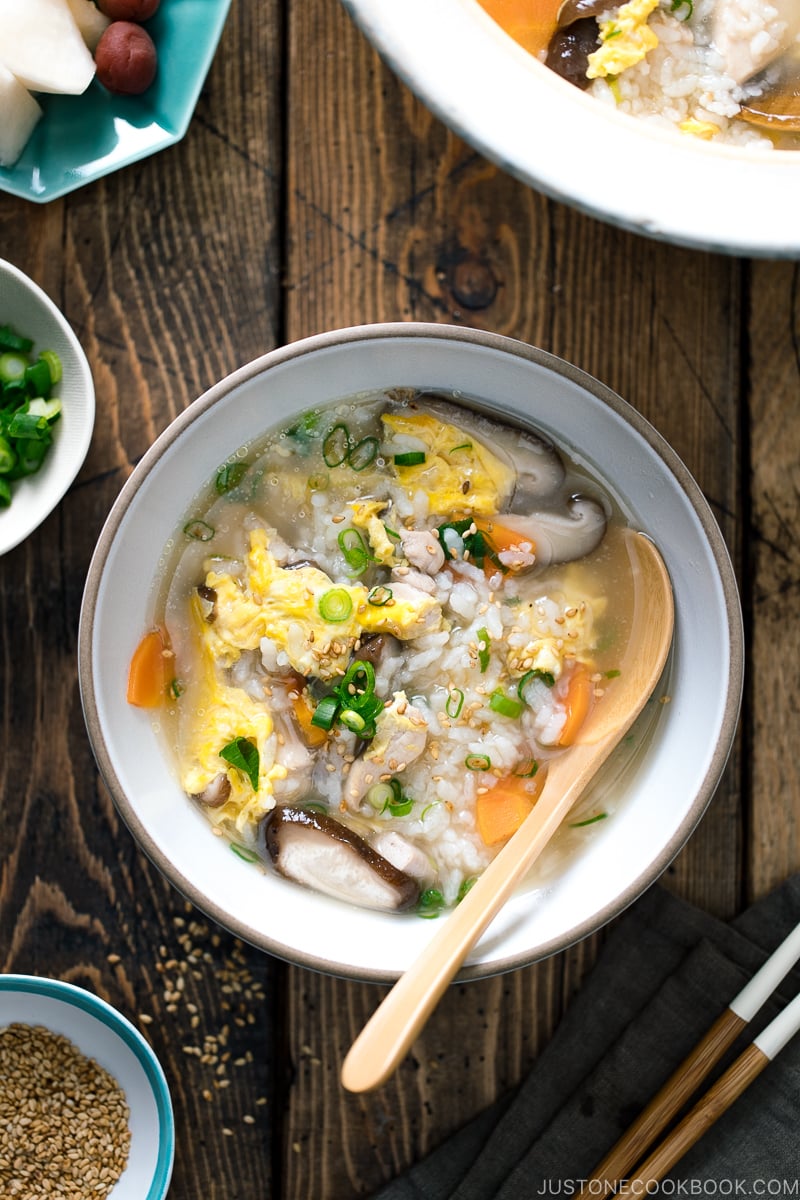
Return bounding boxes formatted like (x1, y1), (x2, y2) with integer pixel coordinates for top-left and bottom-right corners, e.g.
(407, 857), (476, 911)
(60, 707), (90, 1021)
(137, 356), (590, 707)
(0, 258), (94, 555)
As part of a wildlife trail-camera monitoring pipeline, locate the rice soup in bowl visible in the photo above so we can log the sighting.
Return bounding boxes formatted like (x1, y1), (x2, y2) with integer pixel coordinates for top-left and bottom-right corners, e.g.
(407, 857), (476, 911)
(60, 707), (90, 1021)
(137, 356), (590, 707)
(341, 0), (800, 257)
(79, 324), (742, 981)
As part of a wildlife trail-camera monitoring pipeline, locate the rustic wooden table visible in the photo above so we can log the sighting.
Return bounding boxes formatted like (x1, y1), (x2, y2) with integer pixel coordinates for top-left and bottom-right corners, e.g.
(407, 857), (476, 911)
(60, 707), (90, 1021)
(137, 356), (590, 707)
(1, 1), (798, 1196)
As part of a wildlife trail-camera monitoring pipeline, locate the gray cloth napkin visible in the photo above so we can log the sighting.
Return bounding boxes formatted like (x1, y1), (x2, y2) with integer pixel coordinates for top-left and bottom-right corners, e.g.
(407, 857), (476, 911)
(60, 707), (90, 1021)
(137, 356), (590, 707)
(372, 877), (800, 1198)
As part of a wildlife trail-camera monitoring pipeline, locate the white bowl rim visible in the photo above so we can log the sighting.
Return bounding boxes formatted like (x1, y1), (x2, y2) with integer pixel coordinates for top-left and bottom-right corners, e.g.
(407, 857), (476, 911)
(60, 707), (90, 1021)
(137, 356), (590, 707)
(341, 0), (800, 259)
(0, 258), (95, 555)
(0, 972), (174, 1198)
(79, 321), (744, 981)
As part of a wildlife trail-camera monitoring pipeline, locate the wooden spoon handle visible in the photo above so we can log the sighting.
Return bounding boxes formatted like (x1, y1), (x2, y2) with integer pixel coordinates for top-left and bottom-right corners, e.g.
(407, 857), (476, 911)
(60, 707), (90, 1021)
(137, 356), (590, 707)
(340, 752), (596, 1093)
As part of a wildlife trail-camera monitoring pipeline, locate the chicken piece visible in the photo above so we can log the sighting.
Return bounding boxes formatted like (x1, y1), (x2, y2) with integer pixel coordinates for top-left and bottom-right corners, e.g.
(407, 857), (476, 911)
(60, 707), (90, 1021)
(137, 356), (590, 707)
(372, 831), (432, 880)
(344, 692), (428, 806)
(398, 527), (446, 574)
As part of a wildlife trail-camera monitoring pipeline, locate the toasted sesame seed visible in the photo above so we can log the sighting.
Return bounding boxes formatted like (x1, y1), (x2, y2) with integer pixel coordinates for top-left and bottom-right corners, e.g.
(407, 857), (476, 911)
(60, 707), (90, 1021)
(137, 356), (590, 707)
(0, 1024), (131, 1198)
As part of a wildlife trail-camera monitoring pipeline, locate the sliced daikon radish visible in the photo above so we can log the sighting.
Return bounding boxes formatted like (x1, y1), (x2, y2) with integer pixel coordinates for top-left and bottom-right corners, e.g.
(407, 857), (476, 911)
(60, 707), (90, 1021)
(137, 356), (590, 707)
(0, 65), (42, 166)
(0, 0), (96, 95)
(66, 0), (111, 52)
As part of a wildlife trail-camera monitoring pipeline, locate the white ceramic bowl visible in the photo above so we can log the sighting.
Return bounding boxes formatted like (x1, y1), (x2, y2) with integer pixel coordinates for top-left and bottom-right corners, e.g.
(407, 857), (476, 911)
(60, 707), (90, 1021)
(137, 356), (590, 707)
(0, 974), (174, 1198)
(341, 0), (800, 258)
(78, 323), (743, 982)
(0, 259), (95, 555)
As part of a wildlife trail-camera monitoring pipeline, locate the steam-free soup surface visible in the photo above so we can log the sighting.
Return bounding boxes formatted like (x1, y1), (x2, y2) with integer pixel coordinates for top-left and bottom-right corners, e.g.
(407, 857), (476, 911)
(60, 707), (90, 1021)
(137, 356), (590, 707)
(139, 390), (651, 916)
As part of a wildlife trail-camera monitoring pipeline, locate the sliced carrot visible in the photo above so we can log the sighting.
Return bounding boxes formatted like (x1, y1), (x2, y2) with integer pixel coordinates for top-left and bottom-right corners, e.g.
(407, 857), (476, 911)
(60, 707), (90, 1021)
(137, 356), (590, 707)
(127, 628), (170, 708)
(476, 770), (546, 847)
(291, 693), (329, 748)
(475, 517), (536, 576)
(556, 663), (594, 747)
(476, 0), (562, 56)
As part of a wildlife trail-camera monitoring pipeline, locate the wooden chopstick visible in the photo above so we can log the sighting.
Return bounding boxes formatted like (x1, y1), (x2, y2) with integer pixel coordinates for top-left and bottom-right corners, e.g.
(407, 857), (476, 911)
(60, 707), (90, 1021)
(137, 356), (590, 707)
(580, 919), (800, 1197)
(623, 989), (800, 1188)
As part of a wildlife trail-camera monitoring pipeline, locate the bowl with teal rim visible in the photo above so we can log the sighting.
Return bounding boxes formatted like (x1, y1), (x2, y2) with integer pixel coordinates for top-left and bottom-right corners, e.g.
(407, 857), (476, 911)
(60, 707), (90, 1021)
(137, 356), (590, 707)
(78, 322), (744, 982)
(0, 0), (232, 203)
(0, 973), (174, 1199)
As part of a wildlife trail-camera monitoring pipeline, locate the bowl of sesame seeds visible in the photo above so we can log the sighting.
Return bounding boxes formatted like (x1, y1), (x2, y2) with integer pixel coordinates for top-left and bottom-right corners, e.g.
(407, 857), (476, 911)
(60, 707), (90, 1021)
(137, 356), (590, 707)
(0, 974), (174, 1200)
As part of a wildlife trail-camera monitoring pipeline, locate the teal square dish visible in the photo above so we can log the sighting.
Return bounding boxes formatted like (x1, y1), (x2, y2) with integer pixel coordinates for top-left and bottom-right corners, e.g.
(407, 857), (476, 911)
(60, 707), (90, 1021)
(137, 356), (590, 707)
(0, 0), (232, 203)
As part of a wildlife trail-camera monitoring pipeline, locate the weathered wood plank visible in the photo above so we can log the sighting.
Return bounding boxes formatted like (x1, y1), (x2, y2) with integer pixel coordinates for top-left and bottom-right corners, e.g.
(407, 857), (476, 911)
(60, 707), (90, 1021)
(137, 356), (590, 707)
(0, 6), (283, 1197)
(282, 1), (745, 1196)
(748, 259), (800, 902)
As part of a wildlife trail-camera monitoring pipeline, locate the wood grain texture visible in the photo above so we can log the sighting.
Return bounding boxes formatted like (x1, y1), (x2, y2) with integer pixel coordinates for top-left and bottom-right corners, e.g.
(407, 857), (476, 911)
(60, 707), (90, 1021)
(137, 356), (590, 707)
(748, 260), (800, 902)
(0, 6), (283, 1198)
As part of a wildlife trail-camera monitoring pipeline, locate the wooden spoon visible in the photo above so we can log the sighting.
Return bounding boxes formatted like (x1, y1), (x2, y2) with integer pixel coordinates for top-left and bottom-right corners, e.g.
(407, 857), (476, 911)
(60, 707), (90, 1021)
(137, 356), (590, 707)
(341, 530), (674, 1094)
(739, 49), (800, 133)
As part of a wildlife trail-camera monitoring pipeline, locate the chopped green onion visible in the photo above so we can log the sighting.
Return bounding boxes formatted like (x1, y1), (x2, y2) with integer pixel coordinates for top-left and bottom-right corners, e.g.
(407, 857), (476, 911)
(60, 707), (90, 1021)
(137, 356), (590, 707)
(445, 687), (464, 719)
(477, 628), (490, 673)
(456, 877), (477, 903)
(339, 708), (367, 733)
(367, 585), (393, 607)
(348, 435), (379, 471)
(39, 350), (62, 386)
(0, 478), (10, 506)
(383, 525), (401, 541)
(386, 795), (413, 817)
(488, 688), (524, 719)
(168, 678), (185, 700)
(0, 351), (28, 384)
(219, 737), (260, 791)
(318, 587), (353, 623)
(0, 436), (15, 474)
(323, 423), (351, 467)
(310, 695), (339, 731)
(514, 759), (539, 779)
(417, 888), (445, 918)
(27, 397), (61, 422)
(24, 358), (51, 397)
(517, 668), (555, 699)
(465, 753), (491, 771)
(670, 0), (692, 16)
(0, 325), (33, 354)
(337, 528), (372, 576)
(230, 841), (260, 863)
(393, 451), (426, 466)
(215, 462), (247, 494)
(183, 519), (215, 542)
(308, 471), (329, 491)
(299, 800), (328, 814)
(366, 782), (395, 810)
(339, 659), (376, 699)
(7, 410), (47, 439)
(285, 411), (320, 453)
(569, 812), (609, 828)
(605, 669), (621, 679)
(449, 442), (472, 453)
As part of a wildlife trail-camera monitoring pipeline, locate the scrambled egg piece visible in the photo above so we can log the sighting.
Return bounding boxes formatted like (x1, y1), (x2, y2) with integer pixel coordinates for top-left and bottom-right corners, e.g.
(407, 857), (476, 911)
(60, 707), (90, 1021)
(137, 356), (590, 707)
(178, 597), (285, 832)
(348, 499), (398, 565)
(586, 0), (659, 79)
(679, 118), (720, 140)
(381, 412), (515, 518)
(201, 528), (443, 680)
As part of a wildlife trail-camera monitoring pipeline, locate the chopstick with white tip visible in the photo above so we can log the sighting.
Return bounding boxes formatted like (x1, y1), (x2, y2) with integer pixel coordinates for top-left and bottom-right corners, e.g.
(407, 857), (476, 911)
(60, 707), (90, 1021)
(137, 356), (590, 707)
(579, 919), (800, 1197)
(621, 988), (800, 1189)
